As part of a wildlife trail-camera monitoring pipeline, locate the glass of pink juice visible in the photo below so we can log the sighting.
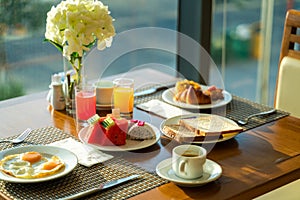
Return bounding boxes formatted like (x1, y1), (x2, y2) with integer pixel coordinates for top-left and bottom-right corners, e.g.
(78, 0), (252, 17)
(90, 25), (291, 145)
(75, 84), (96, 124)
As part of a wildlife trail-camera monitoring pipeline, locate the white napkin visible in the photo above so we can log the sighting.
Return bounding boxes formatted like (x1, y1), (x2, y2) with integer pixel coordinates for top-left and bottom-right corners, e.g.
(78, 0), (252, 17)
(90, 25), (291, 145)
(136, 99), (193, 118)
(48, 138), (113, 167)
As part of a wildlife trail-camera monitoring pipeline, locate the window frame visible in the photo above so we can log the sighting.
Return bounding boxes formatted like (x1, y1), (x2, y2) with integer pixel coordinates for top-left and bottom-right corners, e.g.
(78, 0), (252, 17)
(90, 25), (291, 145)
(177, 0), (212, 84)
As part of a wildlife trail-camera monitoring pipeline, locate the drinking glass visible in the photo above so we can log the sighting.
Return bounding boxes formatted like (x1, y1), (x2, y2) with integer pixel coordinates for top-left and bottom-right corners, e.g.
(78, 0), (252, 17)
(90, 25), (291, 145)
(113, 78), (134, 119)
(75, 84), (96, 127)
(94, 80), (114, 105)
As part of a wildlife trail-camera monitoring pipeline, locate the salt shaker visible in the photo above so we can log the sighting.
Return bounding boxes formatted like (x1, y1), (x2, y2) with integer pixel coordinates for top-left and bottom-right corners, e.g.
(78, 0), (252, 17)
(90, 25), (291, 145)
(51, 74), (66, 110)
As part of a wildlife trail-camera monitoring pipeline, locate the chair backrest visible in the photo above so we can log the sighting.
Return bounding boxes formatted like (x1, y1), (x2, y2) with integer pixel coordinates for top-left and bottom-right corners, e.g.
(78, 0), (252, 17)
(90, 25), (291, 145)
(274, 9), (300, 118)
(275, 56), (300, 118)
(278, 9), (300, 64)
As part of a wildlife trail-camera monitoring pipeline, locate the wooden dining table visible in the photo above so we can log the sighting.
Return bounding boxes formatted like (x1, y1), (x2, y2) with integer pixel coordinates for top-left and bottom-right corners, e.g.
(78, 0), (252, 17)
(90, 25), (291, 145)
(0, 68), (299, 200)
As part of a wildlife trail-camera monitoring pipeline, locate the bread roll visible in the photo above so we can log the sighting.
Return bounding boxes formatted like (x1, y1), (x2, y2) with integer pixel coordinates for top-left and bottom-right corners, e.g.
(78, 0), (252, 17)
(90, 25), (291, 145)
(173, 80), (224, 105)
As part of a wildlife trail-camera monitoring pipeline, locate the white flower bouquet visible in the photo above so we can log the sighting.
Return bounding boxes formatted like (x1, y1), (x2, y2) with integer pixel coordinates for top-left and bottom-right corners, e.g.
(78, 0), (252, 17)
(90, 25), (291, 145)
(45, 0), (115, 85)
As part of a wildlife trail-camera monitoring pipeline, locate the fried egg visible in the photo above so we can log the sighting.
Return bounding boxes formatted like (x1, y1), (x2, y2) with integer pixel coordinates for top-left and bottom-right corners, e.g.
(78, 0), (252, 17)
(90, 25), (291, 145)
(0, 151), (65, 179)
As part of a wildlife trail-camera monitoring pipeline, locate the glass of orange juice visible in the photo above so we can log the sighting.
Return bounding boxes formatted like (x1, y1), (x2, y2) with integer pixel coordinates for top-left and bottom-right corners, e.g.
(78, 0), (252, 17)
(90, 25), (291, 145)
(113, 78), (134, 119)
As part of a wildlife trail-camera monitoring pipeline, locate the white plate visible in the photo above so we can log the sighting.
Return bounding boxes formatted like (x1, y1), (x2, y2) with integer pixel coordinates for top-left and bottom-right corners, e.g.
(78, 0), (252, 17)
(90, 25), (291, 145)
(78, 123), (160, 151)
(0, 145), (78, 183)
(162, 87), (232, 109)
(160, 113), (241, 144)
(156, 158), (222, 187)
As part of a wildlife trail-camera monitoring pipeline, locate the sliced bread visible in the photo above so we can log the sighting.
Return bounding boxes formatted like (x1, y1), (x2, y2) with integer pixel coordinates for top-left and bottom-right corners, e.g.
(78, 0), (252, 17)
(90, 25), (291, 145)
(179, 115), (243, 135)
(162, 124), (223, 143)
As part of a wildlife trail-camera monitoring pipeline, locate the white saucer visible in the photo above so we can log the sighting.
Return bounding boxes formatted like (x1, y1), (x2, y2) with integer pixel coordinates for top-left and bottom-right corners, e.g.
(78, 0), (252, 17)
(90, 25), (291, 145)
(96, 103), (113, 108)
(156, 158), (222, 187)
(96, 103), (113, 110)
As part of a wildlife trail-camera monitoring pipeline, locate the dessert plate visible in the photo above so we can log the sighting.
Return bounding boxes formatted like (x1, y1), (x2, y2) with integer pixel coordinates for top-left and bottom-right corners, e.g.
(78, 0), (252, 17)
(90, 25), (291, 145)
(160, 113), (242, 144)
(156, 158), (222, 187)
(162, 87), (232, 109)
(78, 123), (160, 151)
(0, 145), (78, 183)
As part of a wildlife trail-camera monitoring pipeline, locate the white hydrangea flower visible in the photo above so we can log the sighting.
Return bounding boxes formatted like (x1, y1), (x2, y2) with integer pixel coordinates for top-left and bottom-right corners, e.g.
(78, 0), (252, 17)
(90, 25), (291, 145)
(45, 0), (115, 62)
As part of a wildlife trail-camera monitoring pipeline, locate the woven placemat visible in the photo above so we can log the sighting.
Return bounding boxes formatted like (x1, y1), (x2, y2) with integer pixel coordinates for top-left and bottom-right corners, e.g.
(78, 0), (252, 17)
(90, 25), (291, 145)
(225, 95), (289, 130)
(0, 127), (168, 200)
(134, 82), (177, 105)
(134, 85), (290, 132)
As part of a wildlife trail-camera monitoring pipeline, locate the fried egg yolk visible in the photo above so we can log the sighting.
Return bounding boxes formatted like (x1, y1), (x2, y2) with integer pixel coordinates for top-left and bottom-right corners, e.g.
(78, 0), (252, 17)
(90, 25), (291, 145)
(21, 152), (42, 164)
(0, 151), (65, 179)
(42, 159), (60, 171)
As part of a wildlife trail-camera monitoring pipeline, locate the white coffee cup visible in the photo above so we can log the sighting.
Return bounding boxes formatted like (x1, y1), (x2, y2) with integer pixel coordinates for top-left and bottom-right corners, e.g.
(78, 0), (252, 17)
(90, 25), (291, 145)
(94, 80), (114, 105)
(172, 145), (207, 179)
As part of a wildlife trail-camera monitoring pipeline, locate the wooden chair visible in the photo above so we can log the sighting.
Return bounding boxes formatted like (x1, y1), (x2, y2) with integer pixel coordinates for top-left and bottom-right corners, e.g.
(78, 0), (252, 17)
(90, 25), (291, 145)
(278, 9), (300, 64)
(274, 9), (300, 118)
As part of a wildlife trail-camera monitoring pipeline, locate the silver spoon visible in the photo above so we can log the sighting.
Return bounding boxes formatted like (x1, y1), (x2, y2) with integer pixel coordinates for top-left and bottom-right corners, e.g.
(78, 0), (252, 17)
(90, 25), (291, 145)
(0, 128), (32, 144)
(237, 109), (276, 125)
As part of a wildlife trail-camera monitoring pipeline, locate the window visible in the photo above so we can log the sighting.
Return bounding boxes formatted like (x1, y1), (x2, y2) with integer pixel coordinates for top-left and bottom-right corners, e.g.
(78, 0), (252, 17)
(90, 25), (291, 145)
(178, 0), (300, 106)
(2, 0), (298, 106)
(210, 0), (300, 105)
(0, 0), (61, 100)
(0, 0), (178, 100)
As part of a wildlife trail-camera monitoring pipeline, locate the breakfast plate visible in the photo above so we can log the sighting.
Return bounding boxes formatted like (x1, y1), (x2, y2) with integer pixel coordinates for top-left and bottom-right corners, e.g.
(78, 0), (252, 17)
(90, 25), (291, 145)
(0, 145), (78, 183)
(78, 123), (160, 151)
(160, 113), (242, 144)
(156, 158), (222, 187)
(162, 87), (232, 109)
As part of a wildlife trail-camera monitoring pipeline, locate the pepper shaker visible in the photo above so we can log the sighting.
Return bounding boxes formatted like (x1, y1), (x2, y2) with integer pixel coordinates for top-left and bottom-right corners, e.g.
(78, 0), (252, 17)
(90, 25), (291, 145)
(51, 74), (66, 110)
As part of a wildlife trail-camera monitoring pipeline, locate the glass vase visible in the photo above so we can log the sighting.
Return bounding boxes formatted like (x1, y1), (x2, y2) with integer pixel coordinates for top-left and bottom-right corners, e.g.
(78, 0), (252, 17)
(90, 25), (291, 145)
(63, 56), (83, 116)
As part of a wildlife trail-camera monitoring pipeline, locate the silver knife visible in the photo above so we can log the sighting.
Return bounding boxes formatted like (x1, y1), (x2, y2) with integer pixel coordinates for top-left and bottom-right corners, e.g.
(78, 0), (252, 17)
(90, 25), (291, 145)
(58, 174), (139, 200)
(134, 83), (175, 97)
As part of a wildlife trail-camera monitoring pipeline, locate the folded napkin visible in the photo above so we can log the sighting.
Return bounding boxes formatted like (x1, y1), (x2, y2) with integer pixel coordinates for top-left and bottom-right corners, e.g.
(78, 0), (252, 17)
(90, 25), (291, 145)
(136, 99), (193, 118)
(48, 138), (113, 167)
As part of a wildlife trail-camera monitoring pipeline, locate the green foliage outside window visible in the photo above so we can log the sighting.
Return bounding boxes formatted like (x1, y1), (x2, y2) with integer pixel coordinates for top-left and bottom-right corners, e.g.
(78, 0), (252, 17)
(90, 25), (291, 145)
(0, 0), (58, 101)
(0, 78), (24, 100)
(0, 0), (55, 33)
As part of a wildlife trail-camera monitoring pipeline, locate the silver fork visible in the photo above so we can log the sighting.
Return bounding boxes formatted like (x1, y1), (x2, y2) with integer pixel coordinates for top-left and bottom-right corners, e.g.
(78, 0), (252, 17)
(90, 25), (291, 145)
(237, 109), (276, 125)
(0, 128), (32, 144)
